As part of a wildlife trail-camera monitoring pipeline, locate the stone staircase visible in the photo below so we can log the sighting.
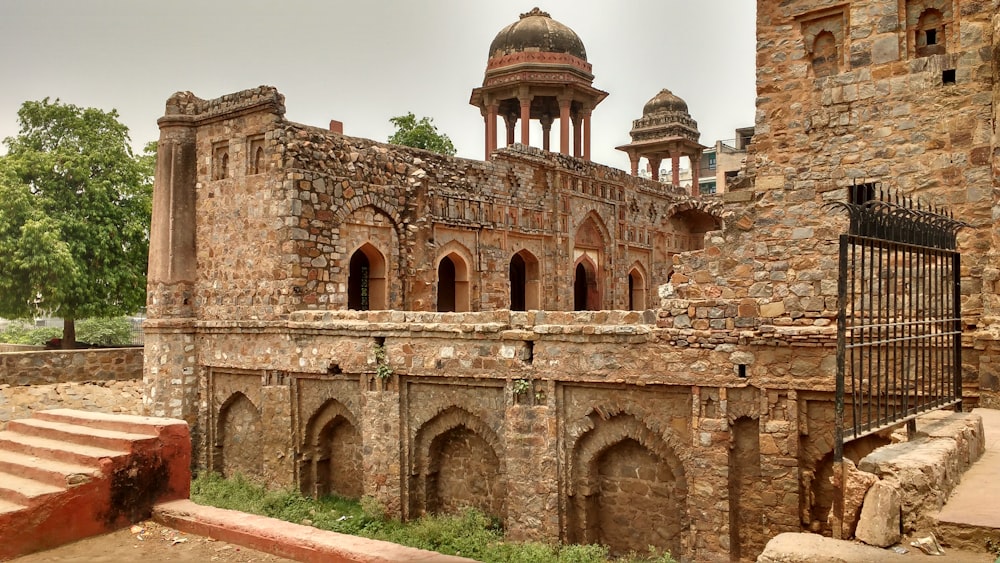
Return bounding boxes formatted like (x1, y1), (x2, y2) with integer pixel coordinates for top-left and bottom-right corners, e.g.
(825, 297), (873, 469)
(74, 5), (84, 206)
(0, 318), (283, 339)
(933, 407), (1000, 554)
(0, 409), (190, 560)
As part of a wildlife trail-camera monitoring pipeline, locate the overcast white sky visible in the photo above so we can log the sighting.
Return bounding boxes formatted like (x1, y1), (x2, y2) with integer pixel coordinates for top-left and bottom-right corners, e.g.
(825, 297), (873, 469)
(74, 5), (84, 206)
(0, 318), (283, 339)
(0, 1), (757, 171)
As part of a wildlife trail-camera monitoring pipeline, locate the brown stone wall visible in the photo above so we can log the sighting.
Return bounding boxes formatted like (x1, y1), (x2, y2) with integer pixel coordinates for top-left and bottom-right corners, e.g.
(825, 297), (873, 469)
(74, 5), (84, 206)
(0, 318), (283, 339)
(0, 348), (142, 386)
(0, 380), (143, 429)
(181, 310), (853, 561)
(735, 0), (994, 322)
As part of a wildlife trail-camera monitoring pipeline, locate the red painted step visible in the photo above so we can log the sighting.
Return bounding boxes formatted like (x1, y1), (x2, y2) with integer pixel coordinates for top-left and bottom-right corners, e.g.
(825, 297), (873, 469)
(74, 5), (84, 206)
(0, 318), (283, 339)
(7, 418), (160, 452)
(0, 409), (191, 560)
(0, 449), (99, 488)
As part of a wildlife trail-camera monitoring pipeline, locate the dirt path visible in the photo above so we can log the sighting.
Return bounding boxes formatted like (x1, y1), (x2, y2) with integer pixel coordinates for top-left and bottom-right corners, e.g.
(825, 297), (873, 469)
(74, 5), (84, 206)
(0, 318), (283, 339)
(9, 520), (297, 563)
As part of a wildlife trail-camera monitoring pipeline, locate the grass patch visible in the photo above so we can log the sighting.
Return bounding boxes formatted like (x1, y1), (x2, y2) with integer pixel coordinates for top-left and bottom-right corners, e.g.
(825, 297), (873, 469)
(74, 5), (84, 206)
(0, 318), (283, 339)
(190, 473), (676, 562)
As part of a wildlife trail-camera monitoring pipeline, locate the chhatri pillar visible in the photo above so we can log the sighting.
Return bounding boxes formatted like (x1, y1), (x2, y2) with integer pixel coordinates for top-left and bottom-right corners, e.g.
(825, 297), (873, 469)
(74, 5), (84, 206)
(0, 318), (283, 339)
(616, 88), (706, 197)
(471, 8), (608, 160)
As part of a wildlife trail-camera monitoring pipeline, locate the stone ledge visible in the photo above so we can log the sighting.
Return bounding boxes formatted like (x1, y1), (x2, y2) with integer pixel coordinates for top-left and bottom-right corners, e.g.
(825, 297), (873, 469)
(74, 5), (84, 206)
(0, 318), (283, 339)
(858, 411), (984, 533)
(153, 499), (474, 563)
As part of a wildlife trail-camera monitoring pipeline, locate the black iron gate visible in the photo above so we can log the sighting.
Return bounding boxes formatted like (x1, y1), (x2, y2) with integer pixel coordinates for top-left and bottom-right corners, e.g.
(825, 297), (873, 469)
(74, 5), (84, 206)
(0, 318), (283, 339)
(829, 184), (966, 462)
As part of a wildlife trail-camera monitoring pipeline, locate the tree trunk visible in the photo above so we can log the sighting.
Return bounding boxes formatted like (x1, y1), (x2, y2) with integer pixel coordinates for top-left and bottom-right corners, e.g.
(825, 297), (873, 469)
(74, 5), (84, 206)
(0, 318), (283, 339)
(62, 318), (76, 349)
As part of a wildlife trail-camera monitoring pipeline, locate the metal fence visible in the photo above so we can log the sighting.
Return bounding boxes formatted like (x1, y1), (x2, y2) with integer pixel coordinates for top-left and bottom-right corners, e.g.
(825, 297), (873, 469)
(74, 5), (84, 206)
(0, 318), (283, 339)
(828, 184), (966, 460)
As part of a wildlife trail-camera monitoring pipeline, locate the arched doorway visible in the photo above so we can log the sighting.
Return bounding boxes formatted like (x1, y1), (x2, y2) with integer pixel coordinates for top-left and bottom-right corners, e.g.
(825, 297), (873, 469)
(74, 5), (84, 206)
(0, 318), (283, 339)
(347, 244), (387, 310)
(437, 253), (470, 312)
(510, 250), (541, 311)
(628, 267), (646, 310)
(574, 259), (599, 311)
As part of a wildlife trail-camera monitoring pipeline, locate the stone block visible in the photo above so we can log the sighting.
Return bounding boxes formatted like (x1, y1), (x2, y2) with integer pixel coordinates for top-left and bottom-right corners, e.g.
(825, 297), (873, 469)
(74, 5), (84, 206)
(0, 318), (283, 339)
(827, 458), (878, 539)
(855, 480), (901, 547)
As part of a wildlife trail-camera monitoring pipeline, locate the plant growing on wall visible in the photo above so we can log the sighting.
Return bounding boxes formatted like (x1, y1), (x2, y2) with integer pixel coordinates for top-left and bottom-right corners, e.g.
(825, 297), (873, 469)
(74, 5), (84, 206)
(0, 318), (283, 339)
(373, 342), (393, 380)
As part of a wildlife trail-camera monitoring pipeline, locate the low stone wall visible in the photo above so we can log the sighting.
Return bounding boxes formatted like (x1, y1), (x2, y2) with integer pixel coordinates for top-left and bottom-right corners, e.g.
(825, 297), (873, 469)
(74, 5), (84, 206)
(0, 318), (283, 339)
(0, 344), (44, 353)
(0, 348), (142, 386)
(0, 348), (145, 428)
(0, 380), (144, 428)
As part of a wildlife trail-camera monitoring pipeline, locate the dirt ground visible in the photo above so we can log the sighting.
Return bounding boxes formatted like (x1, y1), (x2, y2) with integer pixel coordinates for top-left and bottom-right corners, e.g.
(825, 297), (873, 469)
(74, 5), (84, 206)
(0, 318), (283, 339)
(9, 520), (297, 563)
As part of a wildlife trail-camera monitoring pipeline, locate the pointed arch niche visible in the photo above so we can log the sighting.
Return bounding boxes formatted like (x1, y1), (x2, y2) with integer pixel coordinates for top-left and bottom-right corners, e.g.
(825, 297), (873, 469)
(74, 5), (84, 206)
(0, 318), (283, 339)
(627, 263), (647, 311)
(348, 243), (387, 311)
(437, 250), (472, 313)
(509, 250), (541, 311)
(573, 214), (608, 310)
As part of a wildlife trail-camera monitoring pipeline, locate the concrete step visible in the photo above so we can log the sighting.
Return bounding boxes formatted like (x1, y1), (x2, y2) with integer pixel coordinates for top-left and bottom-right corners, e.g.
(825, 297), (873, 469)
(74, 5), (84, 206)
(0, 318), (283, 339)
(0, 471), (64, 506)
(0, 499), (25, 516)
(34, 409), (175, 437)
(0, 430), (126, 467)
(7, 418), (159, 452)
(0, 449), (100, 488)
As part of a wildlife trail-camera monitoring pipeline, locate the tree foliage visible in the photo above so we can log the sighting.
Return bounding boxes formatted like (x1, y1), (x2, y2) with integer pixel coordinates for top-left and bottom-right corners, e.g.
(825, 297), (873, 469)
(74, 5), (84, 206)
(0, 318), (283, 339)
(0, 99), (153, 346)
(387, 113), (456, 156)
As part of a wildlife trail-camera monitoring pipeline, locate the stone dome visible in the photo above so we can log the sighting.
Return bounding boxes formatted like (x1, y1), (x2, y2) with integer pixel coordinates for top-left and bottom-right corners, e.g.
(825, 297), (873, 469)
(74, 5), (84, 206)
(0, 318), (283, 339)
(488, 8), (587, 61)
(642, 89), (689, 116)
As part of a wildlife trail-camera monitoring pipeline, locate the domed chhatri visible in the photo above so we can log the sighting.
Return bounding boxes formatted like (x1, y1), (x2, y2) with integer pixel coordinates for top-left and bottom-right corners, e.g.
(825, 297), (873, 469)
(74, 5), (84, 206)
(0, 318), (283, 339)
(617, 88), (704, 194)
(643, 88), (689, 116)
(470, 8), (608, 161)
(488, 7), (587, 61)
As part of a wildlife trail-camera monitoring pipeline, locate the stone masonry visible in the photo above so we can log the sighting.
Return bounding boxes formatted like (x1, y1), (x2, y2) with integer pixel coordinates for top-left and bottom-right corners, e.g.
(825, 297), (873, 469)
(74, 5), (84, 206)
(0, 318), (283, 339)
(144, 2), (1000, 561)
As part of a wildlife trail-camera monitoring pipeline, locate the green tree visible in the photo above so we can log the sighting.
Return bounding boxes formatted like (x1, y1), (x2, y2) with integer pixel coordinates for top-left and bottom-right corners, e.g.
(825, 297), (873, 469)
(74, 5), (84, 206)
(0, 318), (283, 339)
(387, 112), (456, 156)
(0, 99), (153, 348)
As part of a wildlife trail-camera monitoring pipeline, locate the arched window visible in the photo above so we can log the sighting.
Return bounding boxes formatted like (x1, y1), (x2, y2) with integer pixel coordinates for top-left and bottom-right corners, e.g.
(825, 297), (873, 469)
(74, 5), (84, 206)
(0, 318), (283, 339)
(216, 152), (229, 180)
(437, 253), (470, 312)
(574, 259), (599, 311)
(252, 146), (265, 174)
(347, 244), (387, 310)
(916, 8), (945, 57)
(509, 250), (541, 311)
(811, 31), (839, 78)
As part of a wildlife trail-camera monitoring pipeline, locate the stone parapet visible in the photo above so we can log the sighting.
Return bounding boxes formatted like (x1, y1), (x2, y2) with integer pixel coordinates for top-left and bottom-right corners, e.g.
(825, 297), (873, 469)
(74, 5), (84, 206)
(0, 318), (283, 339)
(0, 348), (142, 387)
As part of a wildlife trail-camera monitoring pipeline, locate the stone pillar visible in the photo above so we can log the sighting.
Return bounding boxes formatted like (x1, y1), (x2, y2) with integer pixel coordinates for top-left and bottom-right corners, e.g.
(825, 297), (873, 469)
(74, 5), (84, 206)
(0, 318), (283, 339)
(691, 151), (701, 196)
(504, 399), (559, 541)
(145, 106), (199, 444)
(540, 114), (553, 152)
(649, 157), (663, 182)
(362, 381), (402, 518)
(572, 113), (582, 158)
(671, 151), (681, 186)
(629, 153), (640, 177)
(485, 103), (499, 159)
(519, 96), (532, 146)
(581, 109), (592, 161)
(504, 113), (517, 147)
(559, 98), (572, 156)
(261, 375), (295, 489)
(687, 386), (733, 560)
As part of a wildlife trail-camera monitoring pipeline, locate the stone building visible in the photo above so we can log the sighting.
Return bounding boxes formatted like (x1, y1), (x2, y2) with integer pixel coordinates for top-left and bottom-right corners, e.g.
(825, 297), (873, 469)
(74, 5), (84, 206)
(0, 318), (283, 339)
(144, 3), (1000, 561)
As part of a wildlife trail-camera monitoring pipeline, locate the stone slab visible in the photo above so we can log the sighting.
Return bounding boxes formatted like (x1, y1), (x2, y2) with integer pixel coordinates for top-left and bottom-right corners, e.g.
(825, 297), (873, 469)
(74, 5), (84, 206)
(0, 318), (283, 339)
(154, 499), (476, 563)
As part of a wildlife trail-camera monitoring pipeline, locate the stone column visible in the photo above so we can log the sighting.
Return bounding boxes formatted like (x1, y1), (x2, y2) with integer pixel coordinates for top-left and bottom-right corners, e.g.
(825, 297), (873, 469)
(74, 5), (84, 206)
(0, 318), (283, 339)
(485, 103), (499, 159)
(671, 151), (681, 186)
(572, 113), (582, 158)
(649, 156), (663, 182)
(145, 106), (199, 441)
(504, 113), (517, 147)
(362, 379), (402, 518)
(581, 109), (592, 161)
(629, 153), (640, 177)
(261, 375), (295, 489)
(559, 98), (572, 156)
(691, 151), (701, 196)
(540, 114), (553, 152)
(519, 96), (532, 146)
